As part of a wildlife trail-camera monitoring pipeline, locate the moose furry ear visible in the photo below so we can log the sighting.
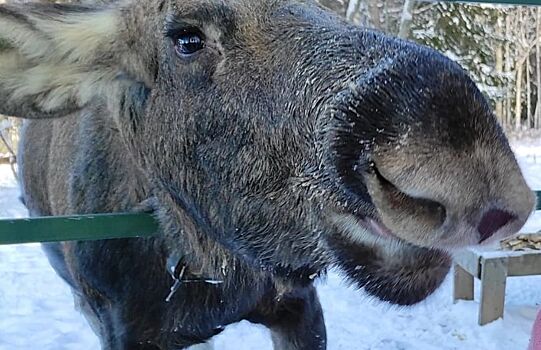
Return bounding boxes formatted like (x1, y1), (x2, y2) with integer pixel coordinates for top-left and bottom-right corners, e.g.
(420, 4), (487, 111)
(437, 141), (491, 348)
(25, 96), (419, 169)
(0, 4), (143, 119)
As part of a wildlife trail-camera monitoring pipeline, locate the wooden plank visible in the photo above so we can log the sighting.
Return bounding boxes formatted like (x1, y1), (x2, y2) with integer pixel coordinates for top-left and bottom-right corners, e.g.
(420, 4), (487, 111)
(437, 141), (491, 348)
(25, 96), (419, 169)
(454, 249), (482, 278)
(453, 264), (475, 302)
(479, 257), (509, 325)
(507, 252), (541, 276)
(0, 213), (159, 245)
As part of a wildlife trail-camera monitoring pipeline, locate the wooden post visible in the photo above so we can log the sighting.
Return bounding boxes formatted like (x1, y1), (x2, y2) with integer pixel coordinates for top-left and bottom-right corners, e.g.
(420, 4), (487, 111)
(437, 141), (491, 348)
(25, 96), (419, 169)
(453, 264), (474, 302)
(479, 257), (509, 325)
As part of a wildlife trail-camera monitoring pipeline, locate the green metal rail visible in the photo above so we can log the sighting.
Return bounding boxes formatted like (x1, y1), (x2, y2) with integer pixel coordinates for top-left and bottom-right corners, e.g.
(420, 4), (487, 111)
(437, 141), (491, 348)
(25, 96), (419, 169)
(0, 213), (158, 245)
(0, 192), (539, 245)
(0, 0), (540, 245)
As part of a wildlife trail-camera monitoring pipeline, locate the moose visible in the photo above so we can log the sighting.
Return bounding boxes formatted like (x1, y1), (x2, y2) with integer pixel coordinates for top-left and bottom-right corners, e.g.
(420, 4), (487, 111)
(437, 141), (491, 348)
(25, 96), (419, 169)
(0, 0), (535, 349)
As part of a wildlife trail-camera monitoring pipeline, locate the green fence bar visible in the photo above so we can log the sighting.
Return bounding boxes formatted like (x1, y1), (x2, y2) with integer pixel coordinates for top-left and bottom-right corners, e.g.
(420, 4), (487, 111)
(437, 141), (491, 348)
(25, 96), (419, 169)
(0, 213), (159, 245)
(1, 190), (539, 245)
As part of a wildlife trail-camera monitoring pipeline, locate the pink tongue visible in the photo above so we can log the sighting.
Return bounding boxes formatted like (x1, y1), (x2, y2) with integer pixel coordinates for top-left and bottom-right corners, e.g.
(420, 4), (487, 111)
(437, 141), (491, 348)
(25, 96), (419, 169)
(368, 219), (395, 238)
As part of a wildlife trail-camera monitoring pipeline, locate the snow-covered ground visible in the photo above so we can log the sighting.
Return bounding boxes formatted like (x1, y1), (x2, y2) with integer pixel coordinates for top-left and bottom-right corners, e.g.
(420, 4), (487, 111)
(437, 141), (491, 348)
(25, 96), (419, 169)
(1, 141), (541, 350)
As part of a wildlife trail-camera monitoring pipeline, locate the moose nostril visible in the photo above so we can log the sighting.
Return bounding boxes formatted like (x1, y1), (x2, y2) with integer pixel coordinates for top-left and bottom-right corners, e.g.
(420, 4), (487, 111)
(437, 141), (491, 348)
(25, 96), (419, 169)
(478, 209), (516, 243)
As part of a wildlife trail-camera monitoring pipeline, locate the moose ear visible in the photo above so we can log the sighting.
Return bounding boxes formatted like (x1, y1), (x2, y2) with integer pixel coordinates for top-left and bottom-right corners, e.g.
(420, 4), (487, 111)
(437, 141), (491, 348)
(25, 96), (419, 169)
(0, 3), (148, 119)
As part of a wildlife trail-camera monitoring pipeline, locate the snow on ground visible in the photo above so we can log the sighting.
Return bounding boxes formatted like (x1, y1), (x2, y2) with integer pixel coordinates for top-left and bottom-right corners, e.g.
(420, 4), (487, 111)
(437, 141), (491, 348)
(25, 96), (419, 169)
(1, 141), (541, 350)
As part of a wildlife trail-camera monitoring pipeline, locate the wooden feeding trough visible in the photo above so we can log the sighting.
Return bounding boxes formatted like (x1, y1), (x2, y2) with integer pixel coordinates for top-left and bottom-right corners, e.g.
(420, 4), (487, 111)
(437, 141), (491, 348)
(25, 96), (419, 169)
(454, 234), (541, 325)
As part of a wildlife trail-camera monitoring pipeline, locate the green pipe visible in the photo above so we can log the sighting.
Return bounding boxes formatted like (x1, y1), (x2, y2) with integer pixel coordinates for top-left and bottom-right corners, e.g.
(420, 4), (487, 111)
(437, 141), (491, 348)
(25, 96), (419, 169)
(0, 213), (159, 245)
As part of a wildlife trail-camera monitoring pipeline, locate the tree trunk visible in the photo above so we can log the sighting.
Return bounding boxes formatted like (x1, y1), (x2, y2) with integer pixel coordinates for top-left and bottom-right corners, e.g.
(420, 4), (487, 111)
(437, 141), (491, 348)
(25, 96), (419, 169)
(398, 0), (415, 39)
(527, 53), (532, 129)
(495, 17), (504, 126)
(383, 0), (389, 33)
(505, 12), (513, 128)
(515, 9), (526, 131)
(516, 61), (524, 131)
(318, 0), (347, 16)
(534, 7), (541, 129)
(367, 0), (382, 30)
(346, 0), (361, 22)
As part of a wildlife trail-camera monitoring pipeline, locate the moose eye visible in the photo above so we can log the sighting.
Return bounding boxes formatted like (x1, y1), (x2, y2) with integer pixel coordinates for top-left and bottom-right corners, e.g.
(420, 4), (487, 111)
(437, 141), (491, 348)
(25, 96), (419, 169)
(174, 31), (205, 57)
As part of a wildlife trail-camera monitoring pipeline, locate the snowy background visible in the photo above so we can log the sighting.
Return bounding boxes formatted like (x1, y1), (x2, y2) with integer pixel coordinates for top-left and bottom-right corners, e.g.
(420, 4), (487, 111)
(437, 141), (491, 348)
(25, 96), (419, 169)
(1, 140), (541, 350)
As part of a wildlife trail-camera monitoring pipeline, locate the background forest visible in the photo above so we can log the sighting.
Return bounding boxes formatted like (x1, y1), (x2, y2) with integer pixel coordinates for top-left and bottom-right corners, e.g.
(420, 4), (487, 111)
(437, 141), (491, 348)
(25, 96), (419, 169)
(319, 0), (541, 134)
(1, 0), (540, 162)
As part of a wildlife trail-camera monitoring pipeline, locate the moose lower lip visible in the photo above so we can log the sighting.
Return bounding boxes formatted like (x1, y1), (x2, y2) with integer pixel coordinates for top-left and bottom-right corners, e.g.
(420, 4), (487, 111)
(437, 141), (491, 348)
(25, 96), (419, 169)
(356, 216), (397, 239)
(367, 219), (396, 239)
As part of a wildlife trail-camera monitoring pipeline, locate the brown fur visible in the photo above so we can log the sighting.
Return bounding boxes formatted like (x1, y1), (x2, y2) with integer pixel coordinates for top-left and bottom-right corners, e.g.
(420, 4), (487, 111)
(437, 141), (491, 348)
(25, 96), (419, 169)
(0, 1), (535, 349)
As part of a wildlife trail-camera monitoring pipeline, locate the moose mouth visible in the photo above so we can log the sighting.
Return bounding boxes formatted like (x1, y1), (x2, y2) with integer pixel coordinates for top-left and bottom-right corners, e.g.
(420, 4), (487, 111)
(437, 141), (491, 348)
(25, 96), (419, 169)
(335, 161), (403, 235)
(352, 165), (410, 241)
(331, 159), (450, 249)
(328, 202), (454, 307)
(327, 164), (457, 306)
(334, 210), (402, 247)
(356, 216), (397, 240)
(336, 160), (521, 251)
